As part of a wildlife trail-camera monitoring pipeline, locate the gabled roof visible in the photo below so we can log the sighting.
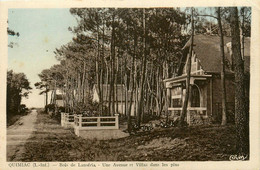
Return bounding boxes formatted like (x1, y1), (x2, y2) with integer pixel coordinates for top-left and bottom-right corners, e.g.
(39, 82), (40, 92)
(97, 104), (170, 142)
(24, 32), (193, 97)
(93, 84), (135, 102)
(181, 34), (250, 74)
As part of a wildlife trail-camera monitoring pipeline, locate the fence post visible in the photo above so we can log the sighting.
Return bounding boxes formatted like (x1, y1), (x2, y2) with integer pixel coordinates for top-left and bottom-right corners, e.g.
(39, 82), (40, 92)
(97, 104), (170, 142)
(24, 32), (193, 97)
(74, 114), (77, 127)
(63, 113), (66, 126)
(79, 115), (82, 128)
(115, 114), (119, 129)
(97, 117), (101, 127)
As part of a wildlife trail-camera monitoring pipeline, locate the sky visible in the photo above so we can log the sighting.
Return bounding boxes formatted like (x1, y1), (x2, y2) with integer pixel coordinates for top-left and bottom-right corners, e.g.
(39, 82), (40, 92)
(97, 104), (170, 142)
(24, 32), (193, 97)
(8, 8), (77, 108)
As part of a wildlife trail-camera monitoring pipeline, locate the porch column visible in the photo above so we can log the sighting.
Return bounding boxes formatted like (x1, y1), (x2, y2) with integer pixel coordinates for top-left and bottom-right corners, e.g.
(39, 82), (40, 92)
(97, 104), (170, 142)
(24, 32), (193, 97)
(166, 88), (171, 119)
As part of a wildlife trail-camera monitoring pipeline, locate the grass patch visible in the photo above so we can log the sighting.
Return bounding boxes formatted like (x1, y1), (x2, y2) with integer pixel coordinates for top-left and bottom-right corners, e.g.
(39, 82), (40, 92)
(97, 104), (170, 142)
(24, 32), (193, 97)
(7, 111), (30, 127)
(20, 112), (237, 161)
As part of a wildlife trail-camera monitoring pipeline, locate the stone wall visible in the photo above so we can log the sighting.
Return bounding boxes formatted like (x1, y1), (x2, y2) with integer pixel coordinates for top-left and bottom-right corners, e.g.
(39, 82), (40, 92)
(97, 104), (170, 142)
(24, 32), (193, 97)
(169, 110), (210, 126)
(188, 110), (210, 125)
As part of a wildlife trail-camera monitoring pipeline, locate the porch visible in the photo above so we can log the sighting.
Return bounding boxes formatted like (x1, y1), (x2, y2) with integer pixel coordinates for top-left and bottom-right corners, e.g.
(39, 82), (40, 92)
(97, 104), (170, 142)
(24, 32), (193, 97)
(164, 74), (212, 125)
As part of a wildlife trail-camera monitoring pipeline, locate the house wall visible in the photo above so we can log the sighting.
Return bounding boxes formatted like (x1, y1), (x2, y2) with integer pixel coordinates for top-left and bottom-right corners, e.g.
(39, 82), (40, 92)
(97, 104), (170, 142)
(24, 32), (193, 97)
(207, 79), (212, 117)
(92, 87), (99, 102)
(183, 52), (204, 75)
(56, 100), (64, 107)
(103, 102), (135, 116)
(212, 76), (235, 103)
(118, 103), (135, 116)
(211, 75), (235, 119)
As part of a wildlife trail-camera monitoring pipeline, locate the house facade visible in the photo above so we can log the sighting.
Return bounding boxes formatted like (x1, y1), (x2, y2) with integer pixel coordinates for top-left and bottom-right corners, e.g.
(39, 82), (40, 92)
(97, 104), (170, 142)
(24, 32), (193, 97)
(164, 34), (250, 125)
(55, 94), (64, 107)
(93, 84), (135, 116)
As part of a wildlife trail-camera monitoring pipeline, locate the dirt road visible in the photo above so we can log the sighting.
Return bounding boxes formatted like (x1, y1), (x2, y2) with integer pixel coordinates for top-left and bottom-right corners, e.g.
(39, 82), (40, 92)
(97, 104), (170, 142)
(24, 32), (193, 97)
(7, 110), (38, 161)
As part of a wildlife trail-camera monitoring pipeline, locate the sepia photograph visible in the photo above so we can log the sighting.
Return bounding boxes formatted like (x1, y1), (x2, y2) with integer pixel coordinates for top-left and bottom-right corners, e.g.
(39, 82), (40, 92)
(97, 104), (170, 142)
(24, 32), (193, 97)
(1, 1), (259, 169)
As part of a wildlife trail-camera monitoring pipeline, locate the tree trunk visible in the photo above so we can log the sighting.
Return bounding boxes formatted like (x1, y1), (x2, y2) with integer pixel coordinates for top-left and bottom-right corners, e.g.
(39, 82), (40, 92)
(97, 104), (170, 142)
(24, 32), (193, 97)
(105, 64), (109, 114)
(137, 9), (147, 127)
(82, 61), (86, 104)
(241, 7), (245, 60)
(121, 56), (124, 116)
(124, 55), (128, 118)
(164, 61), (170, 123)
(156, 67), (161, 116)
(45, 86), (48, 112)
(50, 90), (54, 104)
(229, 7), (249, 157)
(110, 13), (116, 116)
(115, 50), (119, 114)
(127, 32), (136, 132)
(127, 59), (135, 132)
(96, 16), (102, 115)
(179, 8), (194, 127)
(100, 18), (105, 115)
(217, 7), (227, 126)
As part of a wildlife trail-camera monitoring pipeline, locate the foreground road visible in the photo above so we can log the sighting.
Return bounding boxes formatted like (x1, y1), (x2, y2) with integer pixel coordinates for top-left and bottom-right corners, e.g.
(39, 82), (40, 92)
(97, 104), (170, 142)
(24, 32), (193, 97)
(7, 110), (38, 161)
(18, 112), (236, 161)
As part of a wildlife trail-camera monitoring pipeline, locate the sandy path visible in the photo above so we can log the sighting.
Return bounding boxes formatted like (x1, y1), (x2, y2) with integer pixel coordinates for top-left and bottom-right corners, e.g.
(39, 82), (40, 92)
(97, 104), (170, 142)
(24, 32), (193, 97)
(7, 110), (38, 161)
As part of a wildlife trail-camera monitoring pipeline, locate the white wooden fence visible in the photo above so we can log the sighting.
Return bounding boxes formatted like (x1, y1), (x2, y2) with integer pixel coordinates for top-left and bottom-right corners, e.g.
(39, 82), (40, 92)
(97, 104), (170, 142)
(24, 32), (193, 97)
(74, 114), (119, 130)
(61, 112), (74, 128)
(61, 112), (120, 137)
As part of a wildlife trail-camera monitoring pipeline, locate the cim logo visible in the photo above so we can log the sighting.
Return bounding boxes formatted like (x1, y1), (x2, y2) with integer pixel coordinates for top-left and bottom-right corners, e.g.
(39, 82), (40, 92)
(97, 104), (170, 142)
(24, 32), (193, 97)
(229, 154), (248, 161)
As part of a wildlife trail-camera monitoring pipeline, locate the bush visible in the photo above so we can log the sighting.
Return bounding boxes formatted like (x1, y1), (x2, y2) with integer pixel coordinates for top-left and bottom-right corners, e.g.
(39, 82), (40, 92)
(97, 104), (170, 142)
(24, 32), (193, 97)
(58, 106), (65, 112)
(73, 102), (89, 114)
(19, 104), (29, 114)
(142, 111), (161, 123)
(51, 110), (61, 122)
(45, 104), (56, 112)
(73, 100), (109, 116)
(7, 104), (30, 126)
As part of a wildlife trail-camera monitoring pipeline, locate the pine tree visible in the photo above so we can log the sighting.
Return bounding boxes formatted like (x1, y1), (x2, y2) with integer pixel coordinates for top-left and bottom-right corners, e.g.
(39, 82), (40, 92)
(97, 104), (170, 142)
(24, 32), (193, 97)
(229, 7), (249, 158)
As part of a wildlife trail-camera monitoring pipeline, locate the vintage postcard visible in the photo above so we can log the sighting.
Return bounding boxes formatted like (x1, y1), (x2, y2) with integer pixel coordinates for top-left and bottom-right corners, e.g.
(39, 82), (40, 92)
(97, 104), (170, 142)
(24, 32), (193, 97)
(0, 0), (259, 169)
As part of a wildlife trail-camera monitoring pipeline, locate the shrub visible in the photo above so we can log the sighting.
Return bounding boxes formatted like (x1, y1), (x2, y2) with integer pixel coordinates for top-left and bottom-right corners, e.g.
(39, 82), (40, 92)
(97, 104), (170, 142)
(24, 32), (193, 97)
(73, 100), (109, 116)
(19, 104), (29, 114)
(73, 102), (88, 114)
(58, 106), (65, 112)
(51, 110), (61, 122)
(45, 104), (56, 113)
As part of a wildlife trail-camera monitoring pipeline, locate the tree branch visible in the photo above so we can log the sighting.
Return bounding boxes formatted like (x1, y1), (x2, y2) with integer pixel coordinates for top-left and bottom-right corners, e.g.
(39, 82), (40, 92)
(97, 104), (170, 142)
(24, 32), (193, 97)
(197, 14), (218, 20)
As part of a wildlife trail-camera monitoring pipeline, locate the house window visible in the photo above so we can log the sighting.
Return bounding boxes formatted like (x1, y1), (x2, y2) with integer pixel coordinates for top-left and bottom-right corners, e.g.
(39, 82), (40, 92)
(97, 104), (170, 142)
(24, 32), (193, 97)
(191, 85), (200, 107)
(172, 98), (182, 107)
(171, 86), (182, 108)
